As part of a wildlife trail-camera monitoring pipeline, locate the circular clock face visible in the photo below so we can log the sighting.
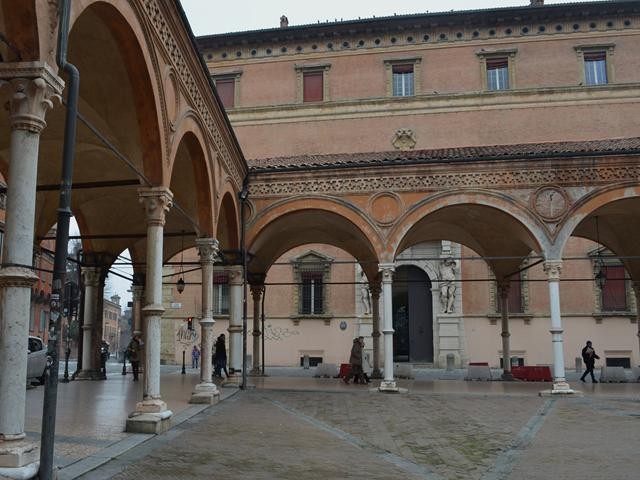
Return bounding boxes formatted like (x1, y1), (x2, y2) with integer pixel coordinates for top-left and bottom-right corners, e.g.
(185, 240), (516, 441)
(533, 186), (568, 220)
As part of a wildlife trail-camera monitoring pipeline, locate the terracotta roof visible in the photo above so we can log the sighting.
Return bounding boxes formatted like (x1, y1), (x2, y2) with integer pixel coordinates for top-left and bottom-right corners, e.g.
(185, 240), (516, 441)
(248, 137), (640, 172)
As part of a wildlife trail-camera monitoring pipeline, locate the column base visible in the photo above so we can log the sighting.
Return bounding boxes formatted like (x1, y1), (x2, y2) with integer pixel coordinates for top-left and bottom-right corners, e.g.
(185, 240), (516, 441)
(370, 369), (383, 379)
(222, 375), (240, 388)
(73, 369), (106, 381)
(126, 399), (173, 434)
(0, 440), (39, 475)
(189, 383), (220, 405)
(539, 380), (583, 397)
(248, 368), (264, 377)
(378, 380), (403, 393)
(501, 372), (515, 381)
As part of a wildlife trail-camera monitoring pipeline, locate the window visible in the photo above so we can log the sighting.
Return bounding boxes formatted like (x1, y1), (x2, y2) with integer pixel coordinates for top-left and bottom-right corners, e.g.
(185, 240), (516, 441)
(384, 57), (421, 97)
(574, 44), (614, 86)
(476, 49), (517, 92)
(600, 265), (627, 311)
(303, 71), (323, 102)
(212, 71), (242, 109)
(496, 275), (524, 314)
(40, 310), (47, 331)
(295, 64), (331, 103)
(392, 64), (414, 96)
(486, 58), (509, 91)
(212, 272), (229, 315)
(292, 251), (333, 318)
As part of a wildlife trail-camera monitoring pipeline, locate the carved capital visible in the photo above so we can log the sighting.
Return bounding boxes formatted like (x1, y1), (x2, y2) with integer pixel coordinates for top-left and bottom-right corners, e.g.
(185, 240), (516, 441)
(196, 237), (219, 265)
(0, 62), (63, 133)
(81, 266), (102, 288)
(369, 282), (382, 299)
(130, 285), (145, 302)
(250, 283), (265, 301)
(138, 187), (173, 227)
(227, 266), (243, 286)
(543, 261), (563, 282)
(497, 282), (510, 299)
(378, 263), (396, 283)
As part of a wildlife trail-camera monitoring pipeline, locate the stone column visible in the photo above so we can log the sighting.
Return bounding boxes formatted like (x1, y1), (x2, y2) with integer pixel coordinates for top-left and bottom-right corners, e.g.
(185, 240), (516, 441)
(543, 261), (575, 394)
(633, 283), (640, 366)
(378, 263), (398, 392)
(130, 284), (145, 336)
(250, 281), (265, 375)
(370, 282), (382, 379)
(75, 267), (102, 379)
(190, 238), (220, 404)
(127, 187), (173, 434)
(225, 266), (243, 384)
(498, 282), (513, 380)
(0, 63), (62, 475)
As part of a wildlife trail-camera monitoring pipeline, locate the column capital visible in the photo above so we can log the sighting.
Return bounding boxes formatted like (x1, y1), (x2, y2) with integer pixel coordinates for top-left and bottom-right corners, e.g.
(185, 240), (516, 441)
(378, 263), (396, 282)
(0, 62), (63, 133)
(369, 281), (382, 298)
(138, 187), (173, 227)
(227, 265), (243, 286)
(543, 260), (563, 281)
(81, 266), (102, 288)
(497, 281), (510, 299)
(196, 237), (219, 265)
(130, 284), (145, 301)
(250, 282), (265, 300)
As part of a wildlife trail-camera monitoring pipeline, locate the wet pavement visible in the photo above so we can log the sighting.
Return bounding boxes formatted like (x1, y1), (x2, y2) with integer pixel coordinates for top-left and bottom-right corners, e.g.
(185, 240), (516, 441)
(23, 363), (640, 479)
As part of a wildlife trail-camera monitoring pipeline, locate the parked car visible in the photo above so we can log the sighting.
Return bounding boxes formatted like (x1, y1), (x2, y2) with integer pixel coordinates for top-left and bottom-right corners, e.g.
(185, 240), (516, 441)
(27, 336), (47, 385)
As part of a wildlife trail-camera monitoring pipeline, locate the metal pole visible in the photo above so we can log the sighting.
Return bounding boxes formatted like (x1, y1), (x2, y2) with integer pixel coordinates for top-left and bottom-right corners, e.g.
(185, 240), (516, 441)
(40, 1), (79, 477)
(181, 349), (186, 375)
(122, 348), (127, 375)
(261, 285), (266, 376)
(239, 182), (248, 389)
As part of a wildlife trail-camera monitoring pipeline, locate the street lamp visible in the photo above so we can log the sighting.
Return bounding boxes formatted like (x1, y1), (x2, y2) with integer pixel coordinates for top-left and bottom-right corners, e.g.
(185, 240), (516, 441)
(177, 230), (186, 294)
(594, 216), (607, 289)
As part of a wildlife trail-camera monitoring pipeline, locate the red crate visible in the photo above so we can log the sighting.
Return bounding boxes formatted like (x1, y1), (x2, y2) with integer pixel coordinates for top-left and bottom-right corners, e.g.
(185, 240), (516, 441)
(339, 363), (351, 378)
(511, 366), (552, 382)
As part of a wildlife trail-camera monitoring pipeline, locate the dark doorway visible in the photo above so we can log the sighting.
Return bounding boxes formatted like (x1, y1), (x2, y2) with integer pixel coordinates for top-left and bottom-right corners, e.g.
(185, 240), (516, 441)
(392, 265), (433, 362)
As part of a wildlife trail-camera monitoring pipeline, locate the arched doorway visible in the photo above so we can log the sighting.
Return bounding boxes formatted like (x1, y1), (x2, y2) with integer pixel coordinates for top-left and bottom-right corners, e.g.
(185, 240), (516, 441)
(393, 265), (433, 363)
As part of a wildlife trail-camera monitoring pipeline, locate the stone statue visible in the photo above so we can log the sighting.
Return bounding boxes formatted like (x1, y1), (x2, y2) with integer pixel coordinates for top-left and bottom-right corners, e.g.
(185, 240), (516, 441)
(439, 258), (457, 313)
(360, 271), (371, 315)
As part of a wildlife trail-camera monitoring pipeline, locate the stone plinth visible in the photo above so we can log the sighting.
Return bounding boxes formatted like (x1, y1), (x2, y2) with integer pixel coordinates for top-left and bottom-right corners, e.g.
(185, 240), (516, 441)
(189, 383), (220, 405)
(126, 399), (172, 434)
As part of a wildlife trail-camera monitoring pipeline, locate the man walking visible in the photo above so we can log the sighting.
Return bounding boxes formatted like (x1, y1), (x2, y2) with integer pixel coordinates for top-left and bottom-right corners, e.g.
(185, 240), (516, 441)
(127, 334), (143, 381)
(580, 340), (600, 383)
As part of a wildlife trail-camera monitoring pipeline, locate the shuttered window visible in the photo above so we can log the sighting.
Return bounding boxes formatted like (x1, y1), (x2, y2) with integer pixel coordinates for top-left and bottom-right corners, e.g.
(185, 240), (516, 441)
(215, 78), (235, 108)
(601, 265), (626, 311)
(303, 71), (323, 102)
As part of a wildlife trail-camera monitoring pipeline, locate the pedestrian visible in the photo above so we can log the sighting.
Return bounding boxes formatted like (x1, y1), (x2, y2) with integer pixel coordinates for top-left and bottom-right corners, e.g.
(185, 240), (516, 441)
(100, 340), (110, 376)
(580, 340), (600, 383)
(191, 345), (200, 369)
(343, 337), (364, 384)
(213, 334), (229, 378)
(127, 334), (143, 381)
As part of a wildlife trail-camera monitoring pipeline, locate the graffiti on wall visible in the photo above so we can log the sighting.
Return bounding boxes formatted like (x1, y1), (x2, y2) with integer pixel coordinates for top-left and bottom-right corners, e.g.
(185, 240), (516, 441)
(263, 323), (300, 341)
(176, 325), (199, 345)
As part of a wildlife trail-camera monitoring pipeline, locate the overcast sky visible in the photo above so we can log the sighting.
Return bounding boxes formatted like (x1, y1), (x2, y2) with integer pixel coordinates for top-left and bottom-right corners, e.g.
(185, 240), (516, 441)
(180, 0), (602, 36)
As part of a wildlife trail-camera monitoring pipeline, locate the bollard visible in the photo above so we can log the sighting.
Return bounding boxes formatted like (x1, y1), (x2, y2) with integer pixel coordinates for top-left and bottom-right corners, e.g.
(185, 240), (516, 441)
(575, 357), (582, 372)
(446, 353), (455, 371)
(303, 354), (310, 369)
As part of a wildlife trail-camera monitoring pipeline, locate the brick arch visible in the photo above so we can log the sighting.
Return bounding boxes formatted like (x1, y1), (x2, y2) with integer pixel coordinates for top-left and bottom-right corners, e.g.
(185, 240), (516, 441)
(247, 196), (384, 279)
(168, 116), (215, 238)
(554, 183), (640, 280)
(217, 188), (239, 253)
(387, 190), (545, 280)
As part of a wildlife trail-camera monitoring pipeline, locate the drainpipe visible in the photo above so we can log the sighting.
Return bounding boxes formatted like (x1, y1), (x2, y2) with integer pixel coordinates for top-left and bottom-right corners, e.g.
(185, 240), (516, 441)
(40, 1), (79, 478)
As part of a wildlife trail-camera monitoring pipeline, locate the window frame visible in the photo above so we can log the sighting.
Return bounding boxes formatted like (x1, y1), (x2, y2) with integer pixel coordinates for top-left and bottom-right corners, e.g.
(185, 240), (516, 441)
(291, 251), (333, 322)
(476, 49), (517, 92)
(574, 44), (615, 86)
(384, 57), (422, 97)
(212, 269), (230, 316)
(211, 70), (243, 109)
(295, 63), (331, 104)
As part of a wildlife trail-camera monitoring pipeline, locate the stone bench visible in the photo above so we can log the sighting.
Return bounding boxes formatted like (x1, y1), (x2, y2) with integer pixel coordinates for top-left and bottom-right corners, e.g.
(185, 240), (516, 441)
(394, 364), (414, 379)
(599, 366), (628, 383)
(314, 363), (338, 378)
(465, 365), (493, 381)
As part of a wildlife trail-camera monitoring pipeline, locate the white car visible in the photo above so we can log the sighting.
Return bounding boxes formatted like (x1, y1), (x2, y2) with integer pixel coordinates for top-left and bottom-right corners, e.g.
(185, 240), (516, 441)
(27, 336), (47, 385)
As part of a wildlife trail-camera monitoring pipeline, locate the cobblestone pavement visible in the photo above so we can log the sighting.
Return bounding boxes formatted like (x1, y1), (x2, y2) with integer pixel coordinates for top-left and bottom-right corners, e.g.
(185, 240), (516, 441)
(84, 384), (640, 480)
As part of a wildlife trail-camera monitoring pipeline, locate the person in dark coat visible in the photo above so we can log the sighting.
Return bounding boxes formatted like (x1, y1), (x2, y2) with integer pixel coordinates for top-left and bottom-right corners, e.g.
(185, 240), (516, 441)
(580, 340), (600, 383)
(213, 334), (229, 378)
(343, 337), (364, 384)
(127, 334), (142, 381)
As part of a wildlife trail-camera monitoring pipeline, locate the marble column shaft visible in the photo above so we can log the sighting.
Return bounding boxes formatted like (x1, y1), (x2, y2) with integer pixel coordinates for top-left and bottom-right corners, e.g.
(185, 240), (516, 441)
(227, 266), (243, 373)
(80, 267), (101, 374)
(498, 282), (512, 378)
(195, 238), (218, 392)
(0, 65), (61, 446)
(250, 282), (265, 374)
(370, 282), (382, 379)
(378, 264), (398, 391)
